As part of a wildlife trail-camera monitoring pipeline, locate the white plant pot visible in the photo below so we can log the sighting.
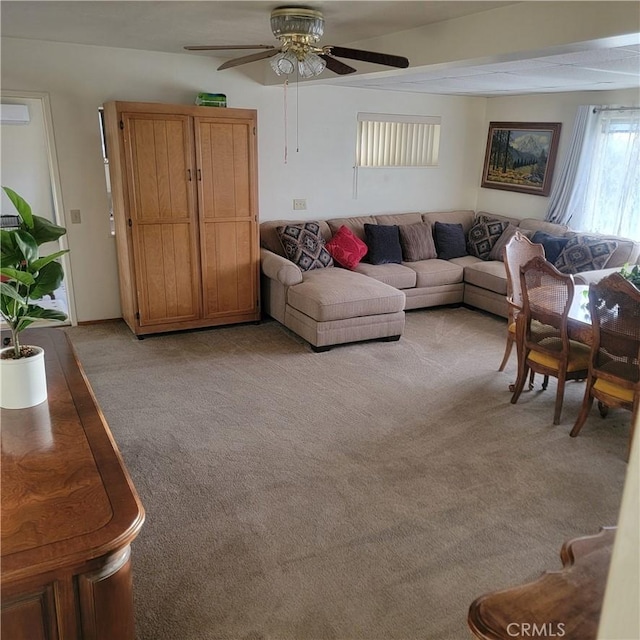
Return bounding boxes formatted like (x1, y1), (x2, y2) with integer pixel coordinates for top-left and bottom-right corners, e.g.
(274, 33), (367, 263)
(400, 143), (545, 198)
(0, 346), (48, 409)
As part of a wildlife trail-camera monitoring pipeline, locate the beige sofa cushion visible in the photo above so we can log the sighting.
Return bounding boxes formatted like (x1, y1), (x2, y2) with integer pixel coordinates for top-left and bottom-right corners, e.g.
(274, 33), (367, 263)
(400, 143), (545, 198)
(518, 218), (569, 235)
(463, 260), (508, 295)
(407, 259), (464, 288)
(261, 219), (331, 256)
(354, 262), (417, 289)
(287, 268), (405, 322)
(374, 212), (422, 226)
(327, 216), (377, 241)
(422, 210), (475, 232)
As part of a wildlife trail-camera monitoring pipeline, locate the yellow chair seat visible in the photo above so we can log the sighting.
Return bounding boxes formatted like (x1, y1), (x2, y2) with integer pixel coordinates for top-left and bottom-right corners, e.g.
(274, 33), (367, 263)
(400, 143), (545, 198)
(593, 378), (635, 403)
(509, 319), (546, 335)
(528, 342), (590, 373)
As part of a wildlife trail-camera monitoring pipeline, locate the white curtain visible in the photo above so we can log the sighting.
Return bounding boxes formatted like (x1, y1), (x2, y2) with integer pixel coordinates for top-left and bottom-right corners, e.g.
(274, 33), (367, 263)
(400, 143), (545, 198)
(547, 105), (640, 241)
(545, 104), (597, 225)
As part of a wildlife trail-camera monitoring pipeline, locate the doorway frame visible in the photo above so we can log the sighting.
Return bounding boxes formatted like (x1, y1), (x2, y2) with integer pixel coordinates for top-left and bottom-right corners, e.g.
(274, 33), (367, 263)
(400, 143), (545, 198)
(1, 89), (77, 326)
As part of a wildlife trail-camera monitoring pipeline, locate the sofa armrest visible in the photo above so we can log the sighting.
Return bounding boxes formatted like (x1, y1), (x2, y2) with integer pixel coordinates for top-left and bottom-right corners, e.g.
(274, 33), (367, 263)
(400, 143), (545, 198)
(260, 248), (303, 286)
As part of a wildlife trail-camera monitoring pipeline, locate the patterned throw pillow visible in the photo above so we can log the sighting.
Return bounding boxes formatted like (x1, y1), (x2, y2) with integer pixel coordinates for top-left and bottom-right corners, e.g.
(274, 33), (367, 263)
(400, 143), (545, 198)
(554, 235), (618, 274)
(467, 215), (511, 260)
(277, 222), (334, 272)
(325, 225), (368, 270)
(398, 222), (437, 261)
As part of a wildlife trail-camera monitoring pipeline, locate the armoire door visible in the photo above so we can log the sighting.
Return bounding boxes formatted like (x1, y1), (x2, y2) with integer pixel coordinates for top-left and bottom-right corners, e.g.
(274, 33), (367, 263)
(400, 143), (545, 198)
(194, 117), (258, 319)
(123, 113), (201, 326)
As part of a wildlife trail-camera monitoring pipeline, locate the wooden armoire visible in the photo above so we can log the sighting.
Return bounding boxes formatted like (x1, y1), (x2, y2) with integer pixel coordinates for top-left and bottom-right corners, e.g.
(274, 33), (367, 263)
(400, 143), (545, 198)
(103, 101), (260, 336)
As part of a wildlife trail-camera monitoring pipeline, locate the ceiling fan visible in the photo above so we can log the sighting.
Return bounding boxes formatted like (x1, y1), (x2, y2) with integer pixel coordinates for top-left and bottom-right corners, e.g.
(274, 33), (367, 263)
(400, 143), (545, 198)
(184, 6), (410, 78)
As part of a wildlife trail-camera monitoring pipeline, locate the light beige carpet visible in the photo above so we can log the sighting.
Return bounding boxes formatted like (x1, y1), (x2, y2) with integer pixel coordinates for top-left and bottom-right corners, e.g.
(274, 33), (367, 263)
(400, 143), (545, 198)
(66, 307), (630, 640)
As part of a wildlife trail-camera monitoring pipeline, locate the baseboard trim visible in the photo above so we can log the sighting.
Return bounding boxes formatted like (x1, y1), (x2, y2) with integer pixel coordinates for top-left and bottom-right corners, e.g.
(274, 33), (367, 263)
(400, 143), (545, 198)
(76, 318), (123, 326)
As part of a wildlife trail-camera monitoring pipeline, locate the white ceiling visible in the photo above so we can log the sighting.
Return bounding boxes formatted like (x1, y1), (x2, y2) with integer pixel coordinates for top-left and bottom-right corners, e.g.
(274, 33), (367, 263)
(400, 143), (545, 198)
(2, 1), (640, 97)
(341, 44), (640, 96)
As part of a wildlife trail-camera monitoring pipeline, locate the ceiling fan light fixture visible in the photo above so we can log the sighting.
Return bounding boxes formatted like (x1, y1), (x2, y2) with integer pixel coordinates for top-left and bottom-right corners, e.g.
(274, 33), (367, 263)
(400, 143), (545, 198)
(270, 7), (324, 41)
(270, 50), (298, 76)
(189, 6), (409, 78)
(298, 52), (326, 78)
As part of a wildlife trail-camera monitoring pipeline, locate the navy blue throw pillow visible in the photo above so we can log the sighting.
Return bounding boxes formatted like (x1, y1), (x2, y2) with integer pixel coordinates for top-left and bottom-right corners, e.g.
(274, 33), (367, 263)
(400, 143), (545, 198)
(434, 222), (468, 259)
(531, 231), (570, 264)
(364, 224), (403, 265)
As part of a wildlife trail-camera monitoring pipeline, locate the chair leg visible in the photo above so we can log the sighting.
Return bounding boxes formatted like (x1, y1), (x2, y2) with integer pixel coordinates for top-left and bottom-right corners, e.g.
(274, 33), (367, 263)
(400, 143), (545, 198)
(597, 401), (609, 418)
(542, 375), (550, 391)
(553, 376), (566, 425)
(499, 334), (514, 372)
(570, 391), (595, 437)
(511, 364), (530, 404)
(528, 370), (536, 390)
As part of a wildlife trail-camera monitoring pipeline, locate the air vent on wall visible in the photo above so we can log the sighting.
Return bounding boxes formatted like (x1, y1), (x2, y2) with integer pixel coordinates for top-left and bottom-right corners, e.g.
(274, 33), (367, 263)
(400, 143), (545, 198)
(0, 103), (30, 125)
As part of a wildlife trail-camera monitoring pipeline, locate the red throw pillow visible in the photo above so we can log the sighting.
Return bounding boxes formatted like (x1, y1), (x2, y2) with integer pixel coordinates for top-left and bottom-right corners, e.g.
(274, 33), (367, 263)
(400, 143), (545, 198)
(325, 225), (368, 270)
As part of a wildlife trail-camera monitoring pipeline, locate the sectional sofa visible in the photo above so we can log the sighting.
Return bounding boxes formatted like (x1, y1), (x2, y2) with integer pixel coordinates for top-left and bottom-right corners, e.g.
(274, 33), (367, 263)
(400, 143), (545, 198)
(260, 210), (640, 351)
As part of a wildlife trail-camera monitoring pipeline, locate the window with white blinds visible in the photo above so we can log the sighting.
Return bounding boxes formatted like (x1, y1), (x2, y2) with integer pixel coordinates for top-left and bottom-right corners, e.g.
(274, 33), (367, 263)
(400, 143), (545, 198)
(356, 113), (441, 167)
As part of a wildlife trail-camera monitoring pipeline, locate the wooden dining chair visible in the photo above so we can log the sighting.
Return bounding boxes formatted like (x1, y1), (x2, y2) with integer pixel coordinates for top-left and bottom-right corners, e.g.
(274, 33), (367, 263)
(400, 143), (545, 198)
(499, 232), (546, 392)
(510, 256), (591, 424)
(570, 273), (640, 457)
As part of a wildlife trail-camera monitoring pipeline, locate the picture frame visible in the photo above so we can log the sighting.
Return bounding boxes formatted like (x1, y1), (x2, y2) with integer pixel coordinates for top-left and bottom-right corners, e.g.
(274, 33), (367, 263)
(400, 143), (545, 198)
(481, 122), (561, 196)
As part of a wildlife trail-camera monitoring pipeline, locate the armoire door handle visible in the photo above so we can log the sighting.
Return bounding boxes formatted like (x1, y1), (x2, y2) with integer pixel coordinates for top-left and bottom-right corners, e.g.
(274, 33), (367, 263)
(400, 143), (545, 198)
(197, 169), (202, 181)
(187, 169), (192, 181)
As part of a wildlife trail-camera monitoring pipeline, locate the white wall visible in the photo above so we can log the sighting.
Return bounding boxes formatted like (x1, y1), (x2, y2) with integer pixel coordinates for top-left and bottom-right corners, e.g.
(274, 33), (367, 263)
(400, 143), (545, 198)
(0, 97), (55, 222)
(258, 84), (485, 218)
(1, 37), (485, 321)
(476, 88), (640, 219)
(598, 418), (640, 640)
(2, 36), (637, 322)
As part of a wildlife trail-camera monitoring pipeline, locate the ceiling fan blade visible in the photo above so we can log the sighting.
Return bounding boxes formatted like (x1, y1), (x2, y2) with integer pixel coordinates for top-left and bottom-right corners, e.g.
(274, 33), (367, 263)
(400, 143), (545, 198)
(328, 46), (409, 69)
(184, 45), (275, 51)
(319, 55), (357, 75)
(217, 49), (280, 71)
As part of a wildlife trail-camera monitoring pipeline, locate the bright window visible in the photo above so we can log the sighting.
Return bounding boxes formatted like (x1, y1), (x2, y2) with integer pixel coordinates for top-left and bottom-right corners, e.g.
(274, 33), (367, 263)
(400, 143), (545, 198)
(575, 109), (640, 240)
(356, 113), (440, 167)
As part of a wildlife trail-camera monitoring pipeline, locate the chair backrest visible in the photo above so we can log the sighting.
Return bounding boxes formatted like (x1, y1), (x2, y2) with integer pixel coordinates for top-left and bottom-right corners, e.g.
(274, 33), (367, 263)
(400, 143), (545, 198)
(588, 273), (640, 390)
(503, 231), (546, 321)
(520, 255), (574, 358)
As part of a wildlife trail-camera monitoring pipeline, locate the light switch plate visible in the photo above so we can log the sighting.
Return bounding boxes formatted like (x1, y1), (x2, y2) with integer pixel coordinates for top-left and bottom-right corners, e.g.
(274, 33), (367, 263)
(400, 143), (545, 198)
(70, 209), (81, 224)
(293, 199), (307, 211)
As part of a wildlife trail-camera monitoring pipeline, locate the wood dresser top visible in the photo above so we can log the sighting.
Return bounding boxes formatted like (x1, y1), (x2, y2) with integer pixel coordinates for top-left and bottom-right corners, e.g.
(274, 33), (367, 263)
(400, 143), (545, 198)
(1, 329), (144, 584)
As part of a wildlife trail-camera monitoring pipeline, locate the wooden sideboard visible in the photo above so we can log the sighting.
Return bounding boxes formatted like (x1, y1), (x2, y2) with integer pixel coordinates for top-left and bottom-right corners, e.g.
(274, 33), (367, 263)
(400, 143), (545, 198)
(1, 329), (145, 640)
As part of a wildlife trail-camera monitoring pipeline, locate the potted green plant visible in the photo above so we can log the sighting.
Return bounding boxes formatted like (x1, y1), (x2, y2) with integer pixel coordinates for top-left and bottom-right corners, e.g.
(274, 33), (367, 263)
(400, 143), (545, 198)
(620, 263), (640, 289)
(1, 186), (69, 409)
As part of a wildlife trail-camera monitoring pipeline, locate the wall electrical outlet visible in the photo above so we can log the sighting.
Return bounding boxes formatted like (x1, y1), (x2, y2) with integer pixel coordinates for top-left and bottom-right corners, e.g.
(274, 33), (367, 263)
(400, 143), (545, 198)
(293, 199), (307, 211)
(70, 209), (82, 224)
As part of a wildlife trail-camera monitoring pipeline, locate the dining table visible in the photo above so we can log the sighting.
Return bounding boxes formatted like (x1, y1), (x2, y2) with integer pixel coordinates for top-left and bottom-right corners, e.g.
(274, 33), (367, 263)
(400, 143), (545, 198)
(567, 284), (593, 345)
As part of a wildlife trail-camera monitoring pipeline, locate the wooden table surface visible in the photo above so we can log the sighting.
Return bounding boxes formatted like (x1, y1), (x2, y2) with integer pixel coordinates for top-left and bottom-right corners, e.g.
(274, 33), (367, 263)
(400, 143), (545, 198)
(567, 284), (593, 345)
(1, 328), (145, 639)
(468, 527), (615, 640)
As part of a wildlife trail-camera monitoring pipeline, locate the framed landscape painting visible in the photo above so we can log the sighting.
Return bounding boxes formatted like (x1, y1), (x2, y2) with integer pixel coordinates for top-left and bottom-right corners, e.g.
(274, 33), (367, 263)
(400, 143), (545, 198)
(481, 122), (561, 196)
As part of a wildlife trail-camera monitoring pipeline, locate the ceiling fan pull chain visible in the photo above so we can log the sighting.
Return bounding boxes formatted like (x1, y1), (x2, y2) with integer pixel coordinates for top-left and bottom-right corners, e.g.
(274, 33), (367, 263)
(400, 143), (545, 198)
(296, 68), (300, 153)
(283, 79), (288, 164)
